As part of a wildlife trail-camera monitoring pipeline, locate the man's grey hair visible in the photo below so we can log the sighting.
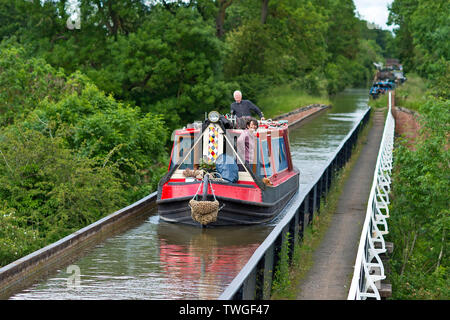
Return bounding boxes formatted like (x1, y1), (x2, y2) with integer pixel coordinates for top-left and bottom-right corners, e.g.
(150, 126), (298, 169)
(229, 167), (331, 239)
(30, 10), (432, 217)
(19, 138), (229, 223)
(233, 90), (242, 97)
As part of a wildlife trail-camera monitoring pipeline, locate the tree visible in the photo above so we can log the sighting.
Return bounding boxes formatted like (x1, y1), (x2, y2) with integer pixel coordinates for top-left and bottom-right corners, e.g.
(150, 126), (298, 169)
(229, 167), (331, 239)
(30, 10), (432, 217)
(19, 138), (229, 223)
(80, 0), (150, 39)
(224, 0), (329, 81)
(388, 0), (419, 72)
(322, 0), (360, 61)
(261, 0), (269, 24)
(388, 0), (449, 97)
(0, 41), (70, 126)
(86, 7), (234, 130)
(216, 0), (233, 37)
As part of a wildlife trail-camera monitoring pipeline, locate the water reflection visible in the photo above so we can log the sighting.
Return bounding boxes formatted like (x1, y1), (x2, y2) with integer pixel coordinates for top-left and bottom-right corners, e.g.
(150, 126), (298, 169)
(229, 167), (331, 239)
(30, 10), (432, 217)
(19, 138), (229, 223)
(8, 89), (369, 300)
(157, 222), (268, 299)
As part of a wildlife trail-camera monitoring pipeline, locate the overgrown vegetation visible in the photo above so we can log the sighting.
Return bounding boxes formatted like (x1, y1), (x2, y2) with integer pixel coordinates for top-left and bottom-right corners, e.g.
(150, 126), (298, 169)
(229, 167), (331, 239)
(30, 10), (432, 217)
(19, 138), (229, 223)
(383, 0), (449, 299)
(272, 232), (293, 297)
(387, 97), (449, 299)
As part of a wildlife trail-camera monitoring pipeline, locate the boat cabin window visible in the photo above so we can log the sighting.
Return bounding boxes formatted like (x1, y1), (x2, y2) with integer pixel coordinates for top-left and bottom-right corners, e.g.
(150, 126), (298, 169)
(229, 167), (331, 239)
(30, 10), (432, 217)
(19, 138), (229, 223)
(169, 133), (199, 170)
(258, 139), (272, 177)
(272, 137), (288, 172)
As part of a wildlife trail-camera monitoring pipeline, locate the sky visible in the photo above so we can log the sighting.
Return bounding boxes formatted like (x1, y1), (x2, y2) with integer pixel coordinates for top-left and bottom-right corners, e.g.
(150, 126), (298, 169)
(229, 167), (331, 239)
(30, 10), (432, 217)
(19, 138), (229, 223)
(353, 0), (396, 31)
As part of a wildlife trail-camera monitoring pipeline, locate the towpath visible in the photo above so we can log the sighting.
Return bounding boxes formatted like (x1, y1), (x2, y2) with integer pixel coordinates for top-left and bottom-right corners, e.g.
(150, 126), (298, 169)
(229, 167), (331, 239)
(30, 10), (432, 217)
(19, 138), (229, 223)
(296, 109), (386, 300)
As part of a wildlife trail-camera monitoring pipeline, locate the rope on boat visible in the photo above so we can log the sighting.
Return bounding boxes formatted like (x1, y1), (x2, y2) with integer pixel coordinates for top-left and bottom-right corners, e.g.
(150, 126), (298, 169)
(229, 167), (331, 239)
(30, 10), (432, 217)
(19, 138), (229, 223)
(183, 169), (225, 182)
(183, 168), (203, 179)
(188, 172), (224, 225)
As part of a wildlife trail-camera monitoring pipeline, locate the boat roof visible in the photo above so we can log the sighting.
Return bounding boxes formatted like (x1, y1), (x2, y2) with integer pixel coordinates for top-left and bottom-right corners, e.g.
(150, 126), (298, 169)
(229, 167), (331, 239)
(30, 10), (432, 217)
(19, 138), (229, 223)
(174, 119), (289, 136)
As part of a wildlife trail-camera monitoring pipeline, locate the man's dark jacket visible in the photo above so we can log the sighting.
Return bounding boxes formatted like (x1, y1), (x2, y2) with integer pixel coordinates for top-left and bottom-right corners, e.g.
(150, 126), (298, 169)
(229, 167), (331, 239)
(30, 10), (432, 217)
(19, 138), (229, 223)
(230, 100), (263, 118)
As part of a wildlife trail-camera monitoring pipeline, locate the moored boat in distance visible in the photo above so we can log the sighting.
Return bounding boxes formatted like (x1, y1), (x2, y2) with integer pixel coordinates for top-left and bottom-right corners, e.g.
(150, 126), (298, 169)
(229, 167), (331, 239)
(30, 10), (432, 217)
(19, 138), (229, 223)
(157, 111), (300, 227)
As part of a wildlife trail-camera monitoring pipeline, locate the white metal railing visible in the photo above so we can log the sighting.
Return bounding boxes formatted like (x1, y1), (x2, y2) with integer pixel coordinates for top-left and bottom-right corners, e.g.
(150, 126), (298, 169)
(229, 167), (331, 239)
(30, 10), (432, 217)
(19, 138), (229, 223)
(347, 92), (395, 300)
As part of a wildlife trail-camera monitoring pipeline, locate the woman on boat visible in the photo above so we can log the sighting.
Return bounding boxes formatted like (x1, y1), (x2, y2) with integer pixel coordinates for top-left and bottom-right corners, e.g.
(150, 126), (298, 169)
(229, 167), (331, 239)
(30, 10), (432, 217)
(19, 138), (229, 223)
(237, 118), (258, 165)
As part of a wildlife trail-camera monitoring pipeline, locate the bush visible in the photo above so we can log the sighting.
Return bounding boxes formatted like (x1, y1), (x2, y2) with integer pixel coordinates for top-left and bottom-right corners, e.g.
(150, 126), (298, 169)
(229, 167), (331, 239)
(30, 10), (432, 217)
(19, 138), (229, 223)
(0, 43), (69, 126)
(0, 126), (130, 266)
(27, 83), (169, 194)
(387, 97), (449, 299)
(292, 69), (327, 96)
(0, 208), (41, 267)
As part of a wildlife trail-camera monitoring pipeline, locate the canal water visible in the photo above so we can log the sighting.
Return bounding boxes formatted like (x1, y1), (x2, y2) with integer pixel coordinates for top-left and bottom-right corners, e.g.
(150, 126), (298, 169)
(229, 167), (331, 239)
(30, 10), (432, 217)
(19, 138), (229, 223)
(9, 89), (370, 300)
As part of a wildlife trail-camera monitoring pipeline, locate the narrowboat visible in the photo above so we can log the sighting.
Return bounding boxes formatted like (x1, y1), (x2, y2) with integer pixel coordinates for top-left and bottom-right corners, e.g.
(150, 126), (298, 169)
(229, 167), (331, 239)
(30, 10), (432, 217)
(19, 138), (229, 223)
(369, 80), (395, 99)
(156, 111), (300, 226)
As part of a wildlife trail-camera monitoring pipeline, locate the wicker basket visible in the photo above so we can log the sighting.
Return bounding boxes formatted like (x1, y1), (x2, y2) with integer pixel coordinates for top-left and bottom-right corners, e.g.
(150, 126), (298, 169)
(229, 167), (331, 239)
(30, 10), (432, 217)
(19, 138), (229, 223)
(189, 199), (219, 225)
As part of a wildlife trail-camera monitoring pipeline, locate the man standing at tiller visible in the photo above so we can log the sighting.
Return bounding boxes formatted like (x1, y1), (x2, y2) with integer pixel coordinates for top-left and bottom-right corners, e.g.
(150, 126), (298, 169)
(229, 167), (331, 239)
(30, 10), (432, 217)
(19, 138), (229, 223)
(230, 90), (265, 128)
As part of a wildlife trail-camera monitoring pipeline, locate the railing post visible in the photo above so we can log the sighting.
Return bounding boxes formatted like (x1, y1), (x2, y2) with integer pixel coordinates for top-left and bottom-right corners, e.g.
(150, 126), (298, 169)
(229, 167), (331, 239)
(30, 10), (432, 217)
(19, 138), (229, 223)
(338, 147), (344, 169)
(303, 193), (310, 227)
(312, 184), (318, 216)
(289, 209), (300, 253)
(298, 202), (305, 239)
(262, 244), (274, 299)
(242, 268), (257, 299)
(295, 208), (300, 244)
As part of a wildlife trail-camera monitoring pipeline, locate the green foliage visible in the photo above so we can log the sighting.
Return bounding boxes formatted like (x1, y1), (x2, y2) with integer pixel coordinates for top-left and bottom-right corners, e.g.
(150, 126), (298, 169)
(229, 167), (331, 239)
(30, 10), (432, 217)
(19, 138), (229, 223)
(224, 1), (329, 82)
(0, 126), (128, 266)
(391, 73), (427, 111)
(367, 93), (389, 109)
(385, 4), (449, 298)
(0, 42), (169, 198)
(377, 1), (449, 295)
(1, 0), (390, 119)
(26, 81), (169, 192)
(272, 233), (292, 296)
(223, 0), (377, 97)
(0, 207), (42, 266)
(359, 19), (397, 58)
(324, 62), (343, 95)
(387, 98), (449, 299)
(0, 42), (69, 125)
(85, 7), (234, 130)
(224, 20), (270, 78)
(231, 74), (273, 104)
(389, 0), (449, 98)
(0, 1), (27, 41)
(0, 42), (169, 266)
(292, 69), (327, 96)
(323, 0), (360, 61)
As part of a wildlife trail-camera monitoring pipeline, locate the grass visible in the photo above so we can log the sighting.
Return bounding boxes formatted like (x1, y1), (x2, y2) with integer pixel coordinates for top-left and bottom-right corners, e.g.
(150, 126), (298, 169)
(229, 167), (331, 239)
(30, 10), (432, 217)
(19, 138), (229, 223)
(270, 108), (375, 299)
(256, 84), (331, 119)
(393, 73), (427, 112)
